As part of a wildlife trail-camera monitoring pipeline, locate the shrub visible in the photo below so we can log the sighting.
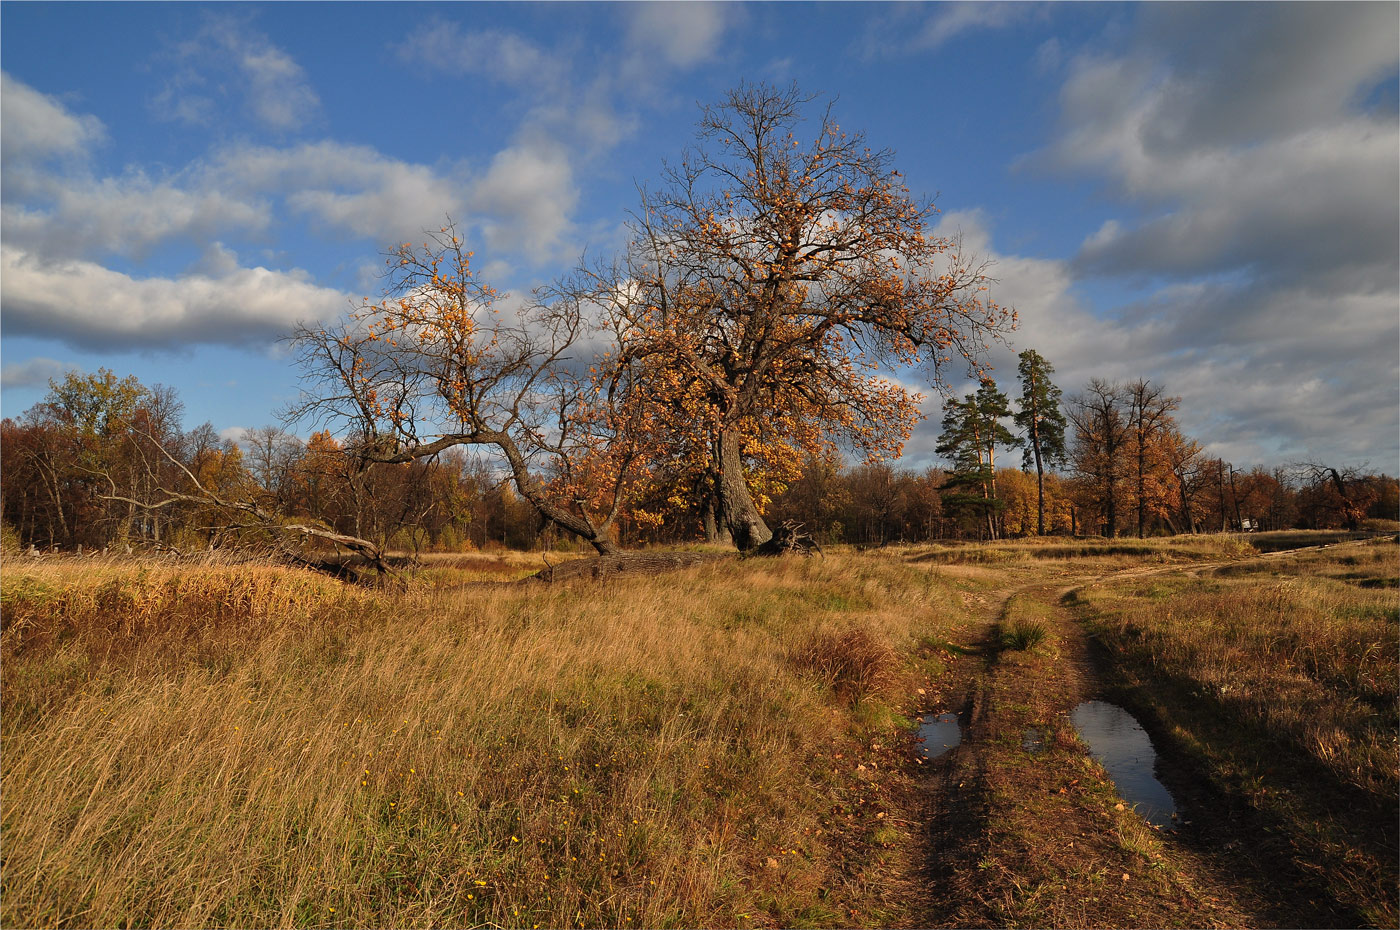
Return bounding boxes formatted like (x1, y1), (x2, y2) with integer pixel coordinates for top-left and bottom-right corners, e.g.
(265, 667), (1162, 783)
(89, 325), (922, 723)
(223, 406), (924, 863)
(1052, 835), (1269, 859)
(793, 627), (896, 703)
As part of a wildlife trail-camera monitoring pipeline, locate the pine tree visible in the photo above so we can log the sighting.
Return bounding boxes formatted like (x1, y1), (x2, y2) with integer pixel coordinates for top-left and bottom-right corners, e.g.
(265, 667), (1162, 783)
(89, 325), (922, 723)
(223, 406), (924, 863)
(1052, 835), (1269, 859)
(1012, 350), (1068, 536)
(937, 378), (1016, 538)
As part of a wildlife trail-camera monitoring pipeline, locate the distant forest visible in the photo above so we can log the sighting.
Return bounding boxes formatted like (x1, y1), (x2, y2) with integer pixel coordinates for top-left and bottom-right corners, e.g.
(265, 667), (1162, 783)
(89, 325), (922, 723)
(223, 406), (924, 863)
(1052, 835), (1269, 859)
(4, 364), (1394, 556)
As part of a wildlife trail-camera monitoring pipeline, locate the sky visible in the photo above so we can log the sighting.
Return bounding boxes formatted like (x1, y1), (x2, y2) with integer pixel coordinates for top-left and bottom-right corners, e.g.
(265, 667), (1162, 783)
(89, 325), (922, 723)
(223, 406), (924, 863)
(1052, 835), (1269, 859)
(2, 1), (1397, 473)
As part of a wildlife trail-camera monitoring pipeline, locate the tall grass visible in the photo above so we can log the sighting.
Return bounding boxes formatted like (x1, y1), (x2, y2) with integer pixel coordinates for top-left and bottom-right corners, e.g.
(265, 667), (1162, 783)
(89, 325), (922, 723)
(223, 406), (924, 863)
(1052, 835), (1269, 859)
(1, 552), (955, 929)
(1077, 538), (1399, 927)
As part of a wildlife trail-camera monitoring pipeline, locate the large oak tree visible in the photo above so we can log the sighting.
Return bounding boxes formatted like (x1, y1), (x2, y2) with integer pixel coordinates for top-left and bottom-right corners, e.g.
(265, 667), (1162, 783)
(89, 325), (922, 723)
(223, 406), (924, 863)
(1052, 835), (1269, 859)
(595, 83), (1013, 549)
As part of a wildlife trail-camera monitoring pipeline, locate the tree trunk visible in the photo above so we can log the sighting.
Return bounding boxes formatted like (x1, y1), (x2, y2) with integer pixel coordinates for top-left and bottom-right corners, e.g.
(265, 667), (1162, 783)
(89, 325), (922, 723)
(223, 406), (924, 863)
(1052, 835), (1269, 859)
(1136, 443), (1147, 538)
(1032, 435), (1046, 537)
(1104, 471), (1118, 538)
(40, 459), (69, 545)
(1177, 475), (1196, 535)
(700, 481), (733, 545)
(986, 446), (999, 541)
(1228, 464), (1244, 532)
(715, 429), (772, 551)
(1216, 460), (1229, 532)
(1326, 468), (1361, 531)
(487, 432), (621, 556)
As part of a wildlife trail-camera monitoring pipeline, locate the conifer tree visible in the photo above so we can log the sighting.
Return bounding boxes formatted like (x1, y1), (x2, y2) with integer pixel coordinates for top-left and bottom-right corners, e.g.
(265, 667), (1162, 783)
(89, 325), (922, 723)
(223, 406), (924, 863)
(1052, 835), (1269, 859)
(937, 377), (1016, 538)
(1012, 350), (1068, 536)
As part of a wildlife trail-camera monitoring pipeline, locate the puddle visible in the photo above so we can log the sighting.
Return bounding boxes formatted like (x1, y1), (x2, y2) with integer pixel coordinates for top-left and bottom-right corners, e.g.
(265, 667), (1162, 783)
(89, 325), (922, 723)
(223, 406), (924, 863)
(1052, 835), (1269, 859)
(1022, 727), (1046, 754)
(1071, 701), (1177, 828)
(915, 712), (962, 760)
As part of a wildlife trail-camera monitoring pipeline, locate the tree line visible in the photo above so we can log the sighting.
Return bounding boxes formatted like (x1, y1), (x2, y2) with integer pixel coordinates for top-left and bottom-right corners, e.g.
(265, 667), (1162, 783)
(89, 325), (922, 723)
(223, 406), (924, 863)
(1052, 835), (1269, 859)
(0, 369), (549, 555)
(3, 363), (1392, 555)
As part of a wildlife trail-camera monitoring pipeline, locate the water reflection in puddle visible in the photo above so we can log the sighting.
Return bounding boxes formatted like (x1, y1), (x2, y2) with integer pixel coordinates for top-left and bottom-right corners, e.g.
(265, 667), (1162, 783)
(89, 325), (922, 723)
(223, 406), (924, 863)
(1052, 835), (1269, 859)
(1022, 728), (1046, 754)
(1071, 701), (1177, 828)
(915, 712), (962, 760)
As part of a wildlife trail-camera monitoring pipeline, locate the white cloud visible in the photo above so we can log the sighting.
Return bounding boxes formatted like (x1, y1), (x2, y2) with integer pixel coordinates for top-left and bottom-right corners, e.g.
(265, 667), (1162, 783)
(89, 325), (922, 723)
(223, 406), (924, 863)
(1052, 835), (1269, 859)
(1043, 6), (1399, 288)
(153, 14), (320, 132)
(1070, 117), (1399, 287)
(470, 143), (578, 264)
(0, 356), (79, 389)
(1, 175), (269, 260)
(396, 21), (567, 89)
(210, 141), (466, 241)
(218, 425), (251, 444)
(0, 247), (351, 351)
(858, 2), (1040, 58)
(912, 2), (1036, 50)
(0, 71), (105, 165)
(625, 2), (729, 68)
(1006, 3), (1400, 469)
(910, 206), (1400, 472)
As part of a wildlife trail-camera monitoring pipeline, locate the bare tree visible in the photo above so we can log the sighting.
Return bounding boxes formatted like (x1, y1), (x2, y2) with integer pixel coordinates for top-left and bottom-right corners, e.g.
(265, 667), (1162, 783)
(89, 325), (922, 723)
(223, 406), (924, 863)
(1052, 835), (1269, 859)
(1069, 379), (1129, 537)
(1292, 462), (1374, 531)
(287, 223), (647, 556)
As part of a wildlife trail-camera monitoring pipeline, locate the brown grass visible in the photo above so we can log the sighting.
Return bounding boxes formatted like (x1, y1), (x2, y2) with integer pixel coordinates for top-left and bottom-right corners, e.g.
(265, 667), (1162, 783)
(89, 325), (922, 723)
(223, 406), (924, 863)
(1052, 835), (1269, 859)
(0, 551), (957, 929)
(792, 627), (898, 705)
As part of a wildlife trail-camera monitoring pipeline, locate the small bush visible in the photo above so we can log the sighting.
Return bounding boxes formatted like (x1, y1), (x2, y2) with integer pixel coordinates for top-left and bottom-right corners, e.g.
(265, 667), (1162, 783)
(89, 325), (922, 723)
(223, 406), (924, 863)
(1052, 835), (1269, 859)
(793, 627), (896, 703)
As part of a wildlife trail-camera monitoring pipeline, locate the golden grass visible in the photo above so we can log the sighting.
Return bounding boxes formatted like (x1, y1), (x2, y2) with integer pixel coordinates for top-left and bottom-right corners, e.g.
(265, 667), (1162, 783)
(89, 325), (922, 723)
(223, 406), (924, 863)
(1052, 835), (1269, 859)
(1, 551), (959, 929)
(1076, 538), (1399, 927)
(897, 533), (1259, 568)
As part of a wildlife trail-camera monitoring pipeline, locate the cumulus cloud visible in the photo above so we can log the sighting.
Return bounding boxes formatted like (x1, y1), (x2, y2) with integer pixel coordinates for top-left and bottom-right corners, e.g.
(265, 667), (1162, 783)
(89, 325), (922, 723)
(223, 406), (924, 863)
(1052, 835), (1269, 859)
(152, 14), (320, 132)
(899, 208), (1400, 472)
(1, 175), (269, 261)
(0, 356), (79, 389)
(1044, 5), (1399, 287)
(0, 71), (105, 165)
(0, 247), (351, 351)
(1, 72), (106, 203)
(1006, 2), (1400, 469)
(911, 1), (1038, 50)
(394, 8), (742, 265)
(1, 75), (273, 261)
(396, 21), (568, 89)
(470, 143), (577, 263)
(191, 141), (465, 242)
(857, 2), (1040, 58)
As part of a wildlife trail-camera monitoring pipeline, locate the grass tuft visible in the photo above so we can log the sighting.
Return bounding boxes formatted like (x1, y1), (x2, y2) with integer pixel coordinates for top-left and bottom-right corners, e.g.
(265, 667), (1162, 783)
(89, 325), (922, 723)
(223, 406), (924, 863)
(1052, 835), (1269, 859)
(997, 619), (1048, 652)
(792, 627), (898, 704)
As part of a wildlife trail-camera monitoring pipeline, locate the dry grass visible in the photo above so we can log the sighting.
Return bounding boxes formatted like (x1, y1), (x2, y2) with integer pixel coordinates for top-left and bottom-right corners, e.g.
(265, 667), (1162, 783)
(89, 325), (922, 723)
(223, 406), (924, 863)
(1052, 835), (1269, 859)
(1077, 537), (1399, 927)
(899, 533), (1259, 567)
(1, 551), (957, 929)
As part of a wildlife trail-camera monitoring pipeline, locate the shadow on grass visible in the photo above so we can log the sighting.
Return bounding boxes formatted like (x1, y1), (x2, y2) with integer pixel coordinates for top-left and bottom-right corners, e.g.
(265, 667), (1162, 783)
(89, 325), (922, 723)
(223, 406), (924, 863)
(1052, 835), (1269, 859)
(1070, 593), (1392, 928)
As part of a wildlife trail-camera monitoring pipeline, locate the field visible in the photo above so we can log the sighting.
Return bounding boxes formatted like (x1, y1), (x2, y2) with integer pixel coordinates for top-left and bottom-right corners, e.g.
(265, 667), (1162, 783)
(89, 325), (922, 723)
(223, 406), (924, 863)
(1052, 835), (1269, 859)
(2, 531), (1396, 928)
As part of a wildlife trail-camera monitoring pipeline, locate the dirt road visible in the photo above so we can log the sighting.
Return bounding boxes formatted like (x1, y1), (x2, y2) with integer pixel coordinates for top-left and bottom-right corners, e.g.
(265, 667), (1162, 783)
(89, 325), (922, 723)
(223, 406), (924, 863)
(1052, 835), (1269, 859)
(907, 549), (1382, 929)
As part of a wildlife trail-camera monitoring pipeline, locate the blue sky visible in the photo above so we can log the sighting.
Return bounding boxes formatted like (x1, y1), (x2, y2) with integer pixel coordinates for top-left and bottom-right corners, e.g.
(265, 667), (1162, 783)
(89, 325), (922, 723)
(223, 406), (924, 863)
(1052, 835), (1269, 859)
(3, 2), (1397, 471)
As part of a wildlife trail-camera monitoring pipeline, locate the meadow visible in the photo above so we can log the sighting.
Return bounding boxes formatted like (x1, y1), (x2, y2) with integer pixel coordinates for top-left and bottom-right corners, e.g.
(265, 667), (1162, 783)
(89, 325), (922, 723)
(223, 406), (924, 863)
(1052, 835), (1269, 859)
(1, 531), (1395, 928)
(1, 549), (961, 929)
